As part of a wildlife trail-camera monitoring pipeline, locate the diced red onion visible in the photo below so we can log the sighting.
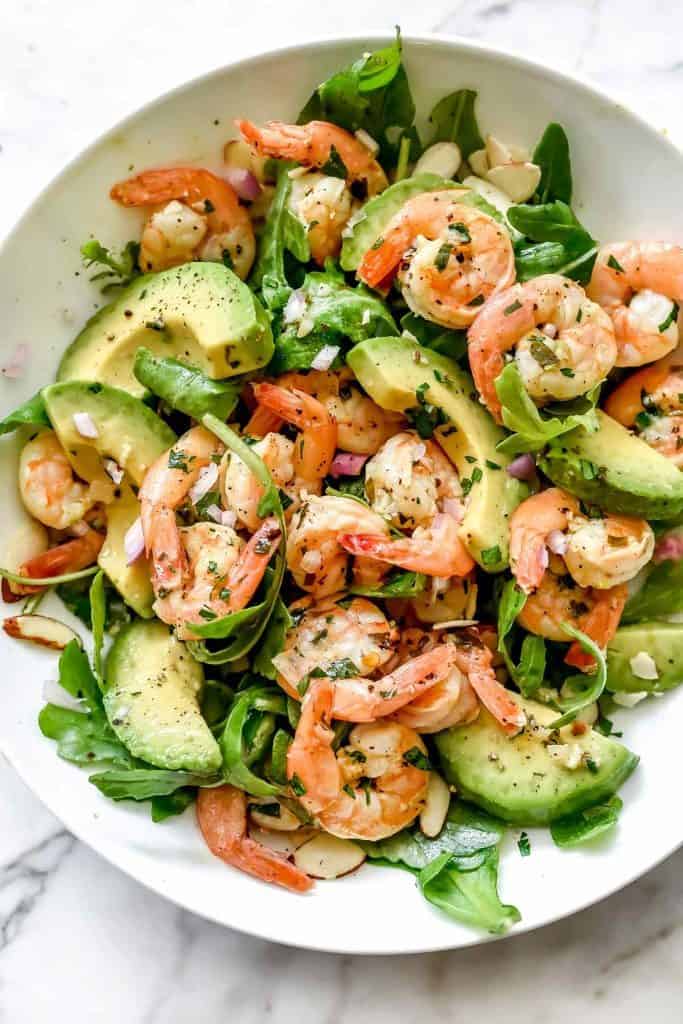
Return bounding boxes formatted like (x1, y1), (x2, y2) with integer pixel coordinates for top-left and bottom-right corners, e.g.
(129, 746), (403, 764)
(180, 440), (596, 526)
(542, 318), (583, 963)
(541, 323), (558, 339)
(221, 509), (237, 527)
(654, 532), (683, 563)
(412, 442), (427, 462)
(329, 452), (369, 477)
(223, 167), (261, 201)
(72, 411), (99, 439)
(1, 343), (29, 379)
(124, 517), (145, 565)
(547, 529), (568, 556)
(354, 128), (380, 156)
(283, 289), (306, 325)
(506, 453), (536, 480)
(104, 458), (124, 485)
(188, 462), (219, 504)
(42, 678), (87, 713)
(442, 497), (464, 522)
(310, 344), (340, 371)
(204, 504), (223, 523)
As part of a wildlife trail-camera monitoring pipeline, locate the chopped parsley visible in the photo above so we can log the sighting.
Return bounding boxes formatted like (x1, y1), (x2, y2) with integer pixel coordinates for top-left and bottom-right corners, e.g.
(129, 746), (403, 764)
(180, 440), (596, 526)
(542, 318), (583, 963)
(530, 337), (559, 367)
(198, 605), (217, 621)
(560, 367), (575, 378)
(290, 773), (307, 796)
(168, 448), (194, 472)
(659, 301), (679, 333)
(504, 299), (522, 316)
(448, 221), (472, 244)
(518, 832), (531, 857)
(434, 242), (453, 272)
(402, 746), (431, 771)
(481, 545), (502, 566)
(607, 254), (625, 273)
(321, 145), (348, 179)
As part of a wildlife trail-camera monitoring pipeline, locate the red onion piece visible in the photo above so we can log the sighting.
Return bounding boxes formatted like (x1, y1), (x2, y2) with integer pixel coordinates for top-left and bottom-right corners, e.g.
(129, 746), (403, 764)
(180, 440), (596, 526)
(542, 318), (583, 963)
(124, 517), (145, 565)
(506, 453), (536, 480)
(442, 497), (464, 522)
(547, 529), (568, 556)
(283, 289), (306, 325)
(42, 678), (88, 714)
(223, 167), (261, 201)
(221, 509), (237, 528)
(188, 463), (219, 504)
(1, 343), (29, 379)
(329, 452), (369, 477)
(72, 411), (99, 439)
(310, 344), (340, 371)
(654, 532), (683, 563)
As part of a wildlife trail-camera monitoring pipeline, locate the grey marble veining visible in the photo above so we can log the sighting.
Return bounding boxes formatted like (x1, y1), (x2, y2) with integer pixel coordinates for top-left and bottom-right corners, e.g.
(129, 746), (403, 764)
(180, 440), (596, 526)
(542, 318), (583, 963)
(2, 1), (683, 1019)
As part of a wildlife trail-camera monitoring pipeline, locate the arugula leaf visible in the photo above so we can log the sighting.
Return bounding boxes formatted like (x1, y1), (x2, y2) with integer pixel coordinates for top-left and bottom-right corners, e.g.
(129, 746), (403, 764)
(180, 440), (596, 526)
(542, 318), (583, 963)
(57, 575), (131, 632)
(251, 161), (310, 311)
(298, 30), (416, 166)
(271, 271), (397, 373)
(80, 239), (141, 292)
(532, 123), (572, 204)
(151, 789), (197, 822)
(622, 558), (683, 623)
(405, 381), (449, 439)
(0, 392), (50, 436)
(550, 624), (608, 727)
(427, 89), (484, 158)
(550, 797), (623, 848)
(134, 348), (241, 420)
(269, 728), (292, 786)
(89, 768), (219, 801)
(364, 801), (505, 869)
(219, 686), (287, 797)
(252, 596), (293, 679)
(508, 201), (597, 285)
(495, 362), (599, 455)
(325, 478), (367, 502)
(350, 569), (426, 598)
(400, 312), (467, 362)
(90, 570), (106, 683)
(497, 579), (546, 696)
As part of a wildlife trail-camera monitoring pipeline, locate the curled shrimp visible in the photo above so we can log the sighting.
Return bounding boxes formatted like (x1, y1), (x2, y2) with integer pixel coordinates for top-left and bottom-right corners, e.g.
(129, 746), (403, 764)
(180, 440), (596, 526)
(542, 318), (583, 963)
(197, 784), (312, 893)
(605, 355), (683, 466)
(286, 495), (390, 597)
(251, 382), (337, 494)
(587, 242), (683, 366)
(390, 629), (480, 733)
(221, 432), (295, 532)
(19, 431), (112, 530)
(340, 513), (475, 579)
(110, 167), (255, 278)
(518, 571), (628, 673)
(287, 678), (430, 840)
(154, 519), (281, 640)
(4, 525), (105, 599)
(467, 274), (617, 423)
(138, 426), (224, 596)
(509, 487), (654, 594)
(288, 172), (354, 265)
(358, 194), (515, 328)
(236, 119), (388, 197)
(410, 574), (478, 626)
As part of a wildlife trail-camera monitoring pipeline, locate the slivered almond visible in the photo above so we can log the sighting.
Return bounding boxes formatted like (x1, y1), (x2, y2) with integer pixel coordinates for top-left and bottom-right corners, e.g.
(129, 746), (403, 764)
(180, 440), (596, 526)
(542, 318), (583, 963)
(294, 833), (366, 879)
(419, 772), (451, 837)
(248, 825), (316, 857)
(486, 161), (541, 204)
(468, 148), (489, 177)
(3, 614), (80, 650)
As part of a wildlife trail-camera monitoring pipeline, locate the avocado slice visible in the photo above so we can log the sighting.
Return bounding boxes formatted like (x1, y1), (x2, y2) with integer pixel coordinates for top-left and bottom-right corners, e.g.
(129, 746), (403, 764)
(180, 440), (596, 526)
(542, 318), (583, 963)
(58, 263), (273, 397)
(540, 410), (683, 520)
(607, 622), (683, 693)
(98, 482), (155, 618)
(347, 336), (527, 570)
(435, 694), (638, 825)
(42, 381), (175, 487)
(103, 619), (221, 773)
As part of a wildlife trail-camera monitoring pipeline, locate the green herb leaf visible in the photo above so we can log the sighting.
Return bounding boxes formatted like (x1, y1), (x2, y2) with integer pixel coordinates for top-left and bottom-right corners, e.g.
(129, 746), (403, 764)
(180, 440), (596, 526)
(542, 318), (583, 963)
(550, 623), (607, 727)
(532, 122), (572, 204)
(350, 569), (426, 598)
(517, 832), (531, 857)
(550, 797), (623, 847)
(80, 239), (141, 292)
(251, 160), (310, 311)
(89, 570), (106, 683)
(219, 686), (287, 797)
(509, 201), (597, 285)
(427, 89), (484, 158)
(622, 556), (683, 622)
(0, 391), (50, 436)
(400, 312), (467, 362)
(496, 579), (546, 696)
(89, 768), (218, 801)
(134, 348), (241, 420)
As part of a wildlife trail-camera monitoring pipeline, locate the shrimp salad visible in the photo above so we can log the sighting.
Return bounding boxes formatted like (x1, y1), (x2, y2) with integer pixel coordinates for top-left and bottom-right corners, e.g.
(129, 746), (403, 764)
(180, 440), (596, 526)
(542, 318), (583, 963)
(4, 34), (683, 937)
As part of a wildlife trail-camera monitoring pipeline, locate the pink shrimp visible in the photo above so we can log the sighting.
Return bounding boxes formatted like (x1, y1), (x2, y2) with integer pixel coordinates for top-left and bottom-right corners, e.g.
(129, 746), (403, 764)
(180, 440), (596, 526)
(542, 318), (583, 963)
(251, 382), (337, 492)
(339, 512), (476, 579)
(2, 527), (105, 600)
(605, 355), (683, 465)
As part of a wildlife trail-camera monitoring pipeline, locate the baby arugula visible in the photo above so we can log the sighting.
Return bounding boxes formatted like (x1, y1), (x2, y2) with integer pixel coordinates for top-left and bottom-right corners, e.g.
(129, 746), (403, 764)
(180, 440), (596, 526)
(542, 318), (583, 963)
(134, 348), (242, 421)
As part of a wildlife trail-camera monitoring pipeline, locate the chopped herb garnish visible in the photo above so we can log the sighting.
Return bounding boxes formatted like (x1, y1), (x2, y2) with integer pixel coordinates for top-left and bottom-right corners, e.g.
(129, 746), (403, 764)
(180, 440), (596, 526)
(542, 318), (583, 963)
(518, 832), (531, 857)
(342, 784), (356, 800)
(635, 411), (652, 430)
(658, 302), (679, 333)
(222, 249), (234, 270)
(485, 459), (501, 470)
(290, 773), (307, 796)
(584, 756), (600, 775)
(168, 449), (193, 472)
(348, 749), (367, 764)
(607, 254), (625, 273)
(297, 676), (310, 697)
(560, 367), (575, 378)
(504, 299), (522, 316)
(471, 466), (483, 484)
(255, 802), (280, 818)
(434, 242), (453, 272)
(198, 605), (217, 621)
(402, 746), (431, 771)
(448, 221), (472, 244)
(530, 337), (559, 367)
(467, 294), (485, 307)
(320, 145), (348, 178)
(481, 545), (502, 566)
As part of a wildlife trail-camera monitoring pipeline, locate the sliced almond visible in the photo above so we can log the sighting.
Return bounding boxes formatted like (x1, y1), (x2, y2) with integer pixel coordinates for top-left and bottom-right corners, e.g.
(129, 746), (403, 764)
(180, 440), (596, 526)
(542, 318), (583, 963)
(294, 833), (366, 879)
(419, 772), (451, 837)
(3, 614), (80, 651)
(486, 134), (512, 169)
(486, 162), (541, 204)
(249, 799), (302, 832)
(249, 825), (316, 857)
(413, 141), (462, 180)
(462, 174), (513, 216)
(468, 148), (489, 177)
(507, 142), (531, 163)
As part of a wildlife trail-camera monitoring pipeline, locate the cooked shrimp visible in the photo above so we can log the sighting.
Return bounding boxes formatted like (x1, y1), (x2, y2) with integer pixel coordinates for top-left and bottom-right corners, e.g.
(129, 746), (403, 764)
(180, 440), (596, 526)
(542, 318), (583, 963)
(237, 119), (388, 197)
(251, 382), (337, 493)
(390, 630), (480, 732)
(605, 355), (683, 466)
(340, 512), (475, 579)
(509, 487), (654, 593)
(110, 167), (255, 278)
(452, 636), (526, 735)
(287, 679), (430, 840)
(221, 433), (295, 532)
(6, 526), (105, 597)
(288, 172), (354, 265)
(19, 431), (112, 530)
(587, 242), (683, 366)
(138, 426), (224, 595)
(411, 574), (478, 625)
(277, 369), (403, 455)
(518, 571), (628, 672)
(358, 194), (515, 329)
(286, 495), (390, 597)
(467, 274), (617, 423)
(197, 784), (312, 893)
(155, 518), (281, 640)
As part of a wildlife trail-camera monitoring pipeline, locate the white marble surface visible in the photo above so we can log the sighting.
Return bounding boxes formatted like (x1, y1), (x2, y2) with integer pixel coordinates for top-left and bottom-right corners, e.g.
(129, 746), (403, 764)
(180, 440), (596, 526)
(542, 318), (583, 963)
(2, 1), (683, 1019)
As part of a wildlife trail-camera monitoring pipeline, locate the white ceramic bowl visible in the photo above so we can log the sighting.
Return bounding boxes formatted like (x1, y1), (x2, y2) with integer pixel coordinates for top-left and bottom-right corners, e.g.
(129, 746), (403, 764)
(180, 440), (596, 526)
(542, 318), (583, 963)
(1, 34), (682, 955)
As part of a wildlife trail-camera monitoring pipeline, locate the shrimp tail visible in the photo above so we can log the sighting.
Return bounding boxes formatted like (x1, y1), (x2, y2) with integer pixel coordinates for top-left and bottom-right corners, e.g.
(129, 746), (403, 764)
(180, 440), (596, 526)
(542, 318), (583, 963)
(455, 645), (526, 736)
(226, 517), (281, 611)
(7, 529), (105, 597)
(338, 525), (475, 578)
(564, 584), (628, 673)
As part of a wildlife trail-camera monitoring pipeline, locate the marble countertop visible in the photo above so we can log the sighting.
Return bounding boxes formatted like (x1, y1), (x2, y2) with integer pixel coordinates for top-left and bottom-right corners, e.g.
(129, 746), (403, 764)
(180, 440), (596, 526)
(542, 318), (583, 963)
(2, 1), (683, 1019)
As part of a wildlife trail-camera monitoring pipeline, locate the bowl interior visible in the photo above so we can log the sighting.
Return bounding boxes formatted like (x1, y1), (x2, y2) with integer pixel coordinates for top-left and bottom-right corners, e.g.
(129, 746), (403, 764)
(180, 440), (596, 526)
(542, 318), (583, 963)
(1, 35), (681, 954)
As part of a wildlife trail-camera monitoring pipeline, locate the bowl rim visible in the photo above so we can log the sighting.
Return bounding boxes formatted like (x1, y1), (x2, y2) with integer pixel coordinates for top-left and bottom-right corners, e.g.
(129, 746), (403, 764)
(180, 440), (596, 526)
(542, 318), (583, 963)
(1, 30), (682, 954)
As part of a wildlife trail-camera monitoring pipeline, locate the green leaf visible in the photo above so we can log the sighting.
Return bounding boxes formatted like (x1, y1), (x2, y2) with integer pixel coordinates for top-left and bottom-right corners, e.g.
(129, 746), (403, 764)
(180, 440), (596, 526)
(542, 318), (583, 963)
(269, 728), (292, 786)
(350, 569), (426, 598)
(419, 847), (521, 935)
(219, 686), (287, 796)
(251, 161), (310, 311)
(38, 704), (134, 767)
(532, 122), (572, 204)
(57, 639), (102, 709)
(89, 570), (106, 683)
(622, 558), (683, 623)
(80, 239), (141, 292)
(508, 200), (597, 285)
(252, 596), (292, 679)
(550, 796), (623, 848)
(0, 391), (50, 436)
(89, 768), (219, 801)
(298, 29), (416, 167)
(134, 348), (241, 420)
(427, 89), (484, 158)
(550, 623), (608, 727)
(400, 313), (467, 362)
(151, 789), (196, 822)
(496, 579), (546, 696)
(495, 362), (599, 455)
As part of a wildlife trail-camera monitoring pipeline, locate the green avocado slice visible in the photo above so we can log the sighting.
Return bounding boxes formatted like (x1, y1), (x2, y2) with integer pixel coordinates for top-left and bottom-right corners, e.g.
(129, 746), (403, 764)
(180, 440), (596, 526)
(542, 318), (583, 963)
(607, 622), (683, 693)
(104, 620), (221, 773)
(98, 482), (155, 618)
(540, 410), (683, 520)
(58, 262), (273, 396)
(42, 380), (175, 487)
(347, 336), (527, 570)
(435, 694), (639, 826)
